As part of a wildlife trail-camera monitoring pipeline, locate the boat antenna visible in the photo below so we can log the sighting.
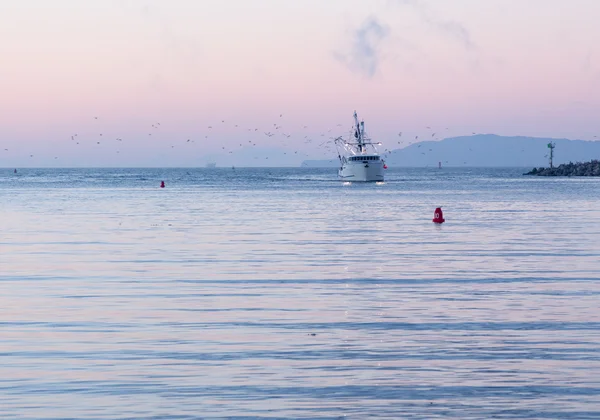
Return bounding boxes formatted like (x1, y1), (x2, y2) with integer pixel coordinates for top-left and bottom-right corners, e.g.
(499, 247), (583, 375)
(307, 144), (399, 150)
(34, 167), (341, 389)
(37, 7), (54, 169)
(353, 110), (364, 153)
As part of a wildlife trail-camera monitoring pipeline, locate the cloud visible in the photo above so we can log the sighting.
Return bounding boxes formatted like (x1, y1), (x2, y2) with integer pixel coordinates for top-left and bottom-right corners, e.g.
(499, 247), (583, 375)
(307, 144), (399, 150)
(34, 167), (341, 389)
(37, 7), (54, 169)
(334, 17), (390, 78)
(394, 0), (474, 49)
(429, 18), (473, 49)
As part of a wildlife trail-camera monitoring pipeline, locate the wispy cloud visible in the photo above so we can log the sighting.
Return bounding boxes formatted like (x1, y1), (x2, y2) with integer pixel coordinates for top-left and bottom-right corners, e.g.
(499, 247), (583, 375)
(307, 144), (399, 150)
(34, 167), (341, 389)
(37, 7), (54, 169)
(334, 17), (390, 78)
(394, 0), (474, 49)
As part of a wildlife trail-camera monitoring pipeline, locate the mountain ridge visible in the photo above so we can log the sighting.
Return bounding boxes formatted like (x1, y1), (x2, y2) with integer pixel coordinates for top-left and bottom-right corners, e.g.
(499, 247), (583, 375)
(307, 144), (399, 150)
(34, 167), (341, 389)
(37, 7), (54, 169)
(302, 134), (600, 167)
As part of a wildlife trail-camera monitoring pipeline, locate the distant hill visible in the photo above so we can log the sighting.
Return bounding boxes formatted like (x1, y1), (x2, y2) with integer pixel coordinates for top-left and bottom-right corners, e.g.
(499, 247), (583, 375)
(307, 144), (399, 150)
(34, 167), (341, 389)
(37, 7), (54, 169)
(302, 134), (600, 167)
(301, 159), (339, 168)
(202, 146), (310, 167)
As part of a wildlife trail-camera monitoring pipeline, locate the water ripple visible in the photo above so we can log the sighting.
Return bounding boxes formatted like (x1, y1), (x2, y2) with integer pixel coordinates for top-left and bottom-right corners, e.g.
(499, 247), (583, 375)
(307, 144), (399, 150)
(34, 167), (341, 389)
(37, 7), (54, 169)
(1, 167), (599, 418)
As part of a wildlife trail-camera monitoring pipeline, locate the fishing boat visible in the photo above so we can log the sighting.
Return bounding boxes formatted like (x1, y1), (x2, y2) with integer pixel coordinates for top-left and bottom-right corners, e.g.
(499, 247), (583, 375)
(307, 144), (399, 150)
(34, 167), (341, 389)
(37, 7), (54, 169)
(334, 111), (385, 182)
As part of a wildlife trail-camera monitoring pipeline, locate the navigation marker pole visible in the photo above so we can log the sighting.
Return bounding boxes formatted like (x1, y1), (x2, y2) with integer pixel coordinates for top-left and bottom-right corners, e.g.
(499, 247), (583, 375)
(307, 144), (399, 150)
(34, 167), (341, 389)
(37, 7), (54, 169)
(547, 142), (556, 168)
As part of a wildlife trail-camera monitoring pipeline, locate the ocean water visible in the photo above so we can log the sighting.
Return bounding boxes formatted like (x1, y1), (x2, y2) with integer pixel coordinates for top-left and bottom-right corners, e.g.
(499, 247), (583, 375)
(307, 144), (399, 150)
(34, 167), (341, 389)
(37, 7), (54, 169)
(1, 167), (599, 419)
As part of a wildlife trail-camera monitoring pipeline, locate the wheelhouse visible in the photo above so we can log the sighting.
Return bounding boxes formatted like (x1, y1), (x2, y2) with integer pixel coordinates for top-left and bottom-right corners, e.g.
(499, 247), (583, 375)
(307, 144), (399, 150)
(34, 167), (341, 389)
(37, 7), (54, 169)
(348, 155), (380, 162)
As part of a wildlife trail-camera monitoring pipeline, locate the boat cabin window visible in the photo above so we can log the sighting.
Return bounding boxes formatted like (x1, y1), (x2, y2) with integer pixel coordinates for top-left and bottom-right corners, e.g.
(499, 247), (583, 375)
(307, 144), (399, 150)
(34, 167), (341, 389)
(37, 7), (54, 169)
(350, 155), (379, 161)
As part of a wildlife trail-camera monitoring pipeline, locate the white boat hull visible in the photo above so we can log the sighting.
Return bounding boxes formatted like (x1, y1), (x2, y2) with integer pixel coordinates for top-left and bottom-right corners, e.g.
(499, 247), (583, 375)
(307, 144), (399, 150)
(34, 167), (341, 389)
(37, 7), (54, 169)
(338, 161), (384, 182)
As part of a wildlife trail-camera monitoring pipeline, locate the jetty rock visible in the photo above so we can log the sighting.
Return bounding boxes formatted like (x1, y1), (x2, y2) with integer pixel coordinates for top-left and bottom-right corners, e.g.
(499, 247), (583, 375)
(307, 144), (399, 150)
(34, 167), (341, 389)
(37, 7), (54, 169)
(524, 160), (600, 176)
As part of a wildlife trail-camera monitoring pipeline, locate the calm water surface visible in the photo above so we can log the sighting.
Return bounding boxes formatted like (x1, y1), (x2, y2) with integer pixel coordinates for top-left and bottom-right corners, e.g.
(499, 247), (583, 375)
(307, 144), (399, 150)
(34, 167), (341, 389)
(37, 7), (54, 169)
(1, 167), (599, 419)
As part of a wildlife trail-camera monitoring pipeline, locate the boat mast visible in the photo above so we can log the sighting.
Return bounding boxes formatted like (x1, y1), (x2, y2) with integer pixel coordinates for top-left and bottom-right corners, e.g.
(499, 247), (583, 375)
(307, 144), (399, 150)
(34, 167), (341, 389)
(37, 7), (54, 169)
(353, 110), (364, 153)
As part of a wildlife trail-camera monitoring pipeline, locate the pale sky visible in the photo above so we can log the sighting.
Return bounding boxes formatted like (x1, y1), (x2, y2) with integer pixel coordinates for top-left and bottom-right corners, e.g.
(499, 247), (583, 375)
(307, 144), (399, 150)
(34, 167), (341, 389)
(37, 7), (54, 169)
(0, 0), (599, 166)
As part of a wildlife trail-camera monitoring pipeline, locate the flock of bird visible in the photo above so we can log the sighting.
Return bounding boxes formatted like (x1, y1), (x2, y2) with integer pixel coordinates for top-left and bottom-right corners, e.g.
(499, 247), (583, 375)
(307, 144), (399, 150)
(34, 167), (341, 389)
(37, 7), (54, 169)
(2, 114), (336, 163)
(5, 115), (596, 166)
(1, 113), (457, 165)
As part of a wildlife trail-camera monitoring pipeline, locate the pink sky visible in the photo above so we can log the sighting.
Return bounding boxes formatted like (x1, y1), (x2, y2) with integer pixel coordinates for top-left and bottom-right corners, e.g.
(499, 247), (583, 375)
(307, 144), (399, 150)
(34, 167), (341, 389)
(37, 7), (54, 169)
(0, 0), (599, 166)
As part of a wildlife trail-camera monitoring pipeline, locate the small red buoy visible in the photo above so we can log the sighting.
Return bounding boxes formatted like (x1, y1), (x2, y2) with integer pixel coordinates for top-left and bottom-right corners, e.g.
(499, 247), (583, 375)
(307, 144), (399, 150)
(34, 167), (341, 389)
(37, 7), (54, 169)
(383, 163), (388, 169)
(433, 207), (445, 224)
(160, 181), (165, 188)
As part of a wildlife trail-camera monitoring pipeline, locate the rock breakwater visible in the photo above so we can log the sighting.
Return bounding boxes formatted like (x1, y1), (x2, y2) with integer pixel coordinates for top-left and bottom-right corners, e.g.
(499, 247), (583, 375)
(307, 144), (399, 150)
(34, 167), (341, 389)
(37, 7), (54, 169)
(525, 160), (600, 176)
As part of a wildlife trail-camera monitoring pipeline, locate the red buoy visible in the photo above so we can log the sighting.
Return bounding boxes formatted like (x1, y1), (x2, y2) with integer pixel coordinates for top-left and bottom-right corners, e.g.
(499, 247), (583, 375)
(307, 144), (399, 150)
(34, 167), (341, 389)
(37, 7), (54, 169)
(383, 163), (388, 169)
(160, 181), (165, 188)
(432, 207), (445, 224)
